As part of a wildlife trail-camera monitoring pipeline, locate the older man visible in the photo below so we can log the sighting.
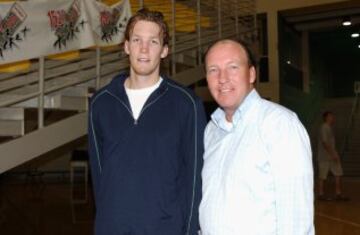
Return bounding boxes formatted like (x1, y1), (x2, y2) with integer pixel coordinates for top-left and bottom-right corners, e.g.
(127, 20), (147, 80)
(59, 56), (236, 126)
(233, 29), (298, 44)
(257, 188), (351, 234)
(199, 39), (314, 235)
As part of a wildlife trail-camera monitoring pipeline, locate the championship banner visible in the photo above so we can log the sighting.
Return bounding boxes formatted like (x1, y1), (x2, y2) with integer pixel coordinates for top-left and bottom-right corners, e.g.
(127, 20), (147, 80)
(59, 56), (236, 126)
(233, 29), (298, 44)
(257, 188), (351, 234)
(85, 0), (131, 47)
(0, 0), (131, 65)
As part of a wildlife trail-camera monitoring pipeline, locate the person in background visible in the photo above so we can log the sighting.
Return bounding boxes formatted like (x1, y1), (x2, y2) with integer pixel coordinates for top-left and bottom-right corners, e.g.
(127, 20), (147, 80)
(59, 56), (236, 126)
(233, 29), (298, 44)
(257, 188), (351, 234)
(88, 8), (207, 235)
(317, 111), (348, 201)
(199, 39), (314, 235)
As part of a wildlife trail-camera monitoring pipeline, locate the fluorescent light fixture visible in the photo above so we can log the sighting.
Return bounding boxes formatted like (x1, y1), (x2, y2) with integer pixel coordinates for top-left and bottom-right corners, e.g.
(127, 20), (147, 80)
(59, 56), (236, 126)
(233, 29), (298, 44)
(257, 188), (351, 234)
(342, 16), (351, 26)
(351, 33), (360, 38)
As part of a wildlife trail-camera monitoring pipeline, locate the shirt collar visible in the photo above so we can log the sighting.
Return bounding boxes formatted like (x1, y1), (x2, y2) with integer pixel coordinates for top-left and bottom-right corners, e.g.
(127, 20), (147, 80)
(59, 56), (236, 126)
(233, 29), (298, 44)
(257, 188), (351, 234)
(211, 89), (260, 132)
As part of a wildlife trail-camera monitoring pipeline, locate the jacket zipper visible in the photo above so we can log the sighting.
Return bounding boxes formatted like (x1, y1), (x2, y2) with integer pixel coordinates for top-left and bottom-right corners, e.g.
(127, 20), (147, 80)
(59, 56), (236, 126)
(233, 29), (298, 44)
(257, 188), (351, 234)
(133, 88), (168, 125)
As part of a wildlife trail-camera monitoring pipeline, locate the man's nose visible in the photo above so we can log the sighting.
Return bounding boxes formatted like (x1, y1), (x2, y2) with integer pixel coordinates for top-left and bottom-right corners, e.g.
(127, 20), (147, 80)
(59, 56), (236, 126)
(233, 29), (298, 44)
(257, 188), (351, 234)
(219, 70), (228, 84)
(140, 41), (149, 52)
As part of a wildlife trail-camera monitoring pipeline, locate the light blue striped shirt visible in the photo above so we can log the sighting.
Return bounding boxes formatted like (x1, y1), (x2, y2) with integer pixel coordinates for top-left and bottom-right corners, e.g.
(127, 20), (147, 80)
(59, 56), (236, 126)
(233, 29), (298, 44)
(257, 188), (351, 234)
(199, 89), (314, 235)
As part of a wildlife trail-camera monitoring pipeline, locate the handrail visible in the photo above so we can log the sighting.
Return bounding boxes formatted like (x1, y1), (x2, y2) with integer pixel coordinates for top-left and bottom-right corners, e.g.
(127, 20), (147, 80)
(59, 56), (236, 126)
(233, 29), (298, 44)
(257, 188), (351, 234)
(0, 0), (257, 132)
(341, 85), (360, 156)
(0, 58), (124, 107)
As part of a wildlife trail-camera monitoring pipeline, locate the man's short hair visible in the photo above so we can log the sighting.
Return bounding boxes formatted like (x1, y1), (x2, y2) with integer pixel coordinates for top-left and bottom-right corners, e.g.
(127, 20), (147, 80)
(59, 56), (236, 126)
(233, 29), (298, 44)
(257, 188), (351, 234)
(322, 111), (333, 121)
(204, 39), (257, 67)
(124, 8), (170, 46)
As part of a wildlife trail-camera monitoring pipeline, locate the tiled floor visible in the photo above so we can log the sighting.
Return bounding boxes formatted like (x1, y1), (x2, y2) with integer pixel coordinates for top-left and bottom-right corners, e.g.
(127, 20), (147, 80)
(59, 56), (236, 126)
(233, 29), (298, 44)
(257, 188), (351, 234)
(1, 175), (359, 235)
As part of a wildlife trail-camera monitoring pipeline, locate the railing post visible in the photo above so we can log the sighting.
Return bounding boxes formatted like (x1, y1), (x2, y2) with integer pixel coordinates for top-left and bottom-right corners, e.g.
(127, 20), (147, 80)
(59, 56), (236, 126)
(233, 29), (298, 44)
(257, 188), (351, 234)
(197, 0), (202, 65)
(96, 47), (101, 90)
(38, 56), (45, 129)
(218, 0), (222, 38)
(171, 0), (176, 75)
(138, 0), (143, 9)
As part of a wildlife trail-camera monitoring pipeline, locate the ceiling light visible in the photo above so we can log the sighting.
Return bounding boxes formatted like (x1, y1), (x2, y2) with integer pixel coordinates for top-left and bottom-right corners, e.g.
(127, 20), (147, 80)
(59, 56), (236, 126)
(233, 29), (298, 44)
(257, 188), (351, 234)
(342, 16), (351, 26)
(351, 32), (360, 38)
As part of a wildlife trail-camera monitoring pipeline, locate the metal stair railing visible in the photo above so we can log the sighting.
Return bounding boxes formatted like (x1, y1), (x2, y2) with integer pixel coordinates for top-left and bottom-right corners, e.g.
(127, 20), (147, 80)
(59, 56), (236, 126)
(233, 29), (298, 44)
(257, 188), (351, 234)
(0, 0), (257, 173)
(0, 0), (256, 107)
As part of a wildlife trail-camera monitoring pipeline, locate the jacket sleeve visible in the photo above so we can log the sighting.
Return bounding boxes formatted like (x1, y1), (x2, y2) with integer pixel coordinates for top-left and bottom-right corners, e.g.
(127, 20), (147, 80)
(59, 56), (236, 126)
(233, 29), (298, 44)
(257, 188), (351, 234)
(88, 99), (103, 206)
(181, 97), (207, 235)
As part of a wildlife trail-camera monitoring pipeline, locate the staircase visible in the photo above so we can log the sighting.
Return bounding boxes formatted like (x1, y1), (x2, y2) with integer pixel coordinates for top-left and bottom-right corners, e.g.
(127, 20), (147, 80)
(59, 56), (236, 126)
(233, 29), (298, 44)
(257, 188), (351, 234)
(0, 0), (257, 174)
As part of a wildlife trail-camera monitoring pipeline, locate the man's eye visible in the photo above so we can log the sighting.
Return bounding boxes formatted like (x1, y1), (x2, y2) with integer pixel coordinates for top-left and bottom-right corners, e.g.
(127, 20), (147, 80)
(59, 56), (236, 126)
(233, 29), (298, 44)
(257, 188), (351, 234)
(207, 68), (218, 74)
(151, 40), (159, 44)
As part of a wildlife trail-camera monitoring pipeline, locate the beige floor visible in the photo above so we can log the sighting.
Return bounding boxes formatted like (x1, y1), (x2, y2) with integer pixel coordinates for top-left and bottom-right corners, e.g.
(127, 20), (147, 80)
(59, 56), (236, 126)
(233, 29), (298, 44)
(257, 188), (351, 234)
(1, 176), (359, 235)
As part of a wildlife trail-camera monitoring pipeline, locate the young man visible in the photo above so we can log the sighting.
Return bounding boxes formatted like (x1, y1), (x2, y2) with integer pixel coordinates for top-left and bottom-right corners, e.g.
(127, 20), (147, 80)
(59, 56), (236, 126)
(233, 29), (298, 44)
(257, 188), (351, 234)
(199, 39), (314, 235)
(88, 9), (206, 235)
(317, 111), (348, 201)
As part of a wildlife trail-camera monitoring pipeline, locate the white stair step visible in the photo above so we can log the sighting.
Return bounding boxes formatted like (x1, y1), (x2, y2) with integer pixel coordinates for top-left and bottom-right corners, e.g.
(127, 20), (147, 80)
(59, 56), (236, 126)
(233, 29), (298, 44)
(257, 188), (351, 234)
(55, 96), (88, 111)
(0, 107), (25, 136)
(12, 95), (87, 111)
(0, 107), (24, 120)
(0, 120), (24, 137)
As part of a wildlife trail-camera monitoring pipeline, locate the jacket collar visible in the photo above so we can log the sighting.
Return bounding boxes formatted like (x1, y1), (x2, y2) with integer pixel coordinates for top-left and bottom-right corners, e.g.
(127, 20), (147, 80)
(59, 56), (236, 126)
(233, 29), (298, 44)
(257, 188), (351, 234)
(106, 72), (169, 104)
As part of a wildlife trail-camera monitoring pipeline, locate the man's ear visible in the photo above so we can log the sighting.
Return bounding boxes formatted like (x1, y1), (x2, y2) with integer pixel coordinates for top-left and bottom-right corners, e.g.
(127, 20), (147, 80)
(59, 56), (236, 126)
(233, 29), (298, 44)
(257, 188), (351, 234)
(249, 66), (256, 84)
(161, 45), (169, 58)
(124, 40), (130, 55)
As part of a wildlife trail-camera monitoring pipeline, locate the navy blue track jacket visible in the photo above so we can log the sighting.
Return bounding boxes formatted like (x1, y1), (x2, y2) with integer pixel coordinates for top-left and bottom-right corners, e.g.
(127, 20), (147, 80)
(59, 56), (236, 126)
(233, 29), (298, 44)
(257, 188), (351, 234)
(88, 73), (207, 235)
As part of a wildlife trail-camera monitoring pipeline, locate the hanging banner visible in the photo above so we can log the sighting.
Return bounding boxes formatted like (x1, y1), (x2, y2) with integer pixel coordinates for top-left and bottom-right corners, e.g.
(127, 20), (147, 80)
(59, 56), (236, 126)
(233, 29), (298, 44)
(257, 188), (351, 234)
(85, 0), (131, 47)
(0, 0), (131, 65)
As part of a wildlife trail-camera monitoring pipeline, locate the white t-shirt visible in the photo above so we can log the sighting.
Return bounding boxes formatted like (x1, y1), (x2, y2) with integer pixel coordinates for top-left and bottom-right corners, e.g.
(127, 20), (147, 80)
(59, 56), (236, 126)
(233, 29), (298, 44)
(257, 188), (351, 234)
(125, 77), (162, 120)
